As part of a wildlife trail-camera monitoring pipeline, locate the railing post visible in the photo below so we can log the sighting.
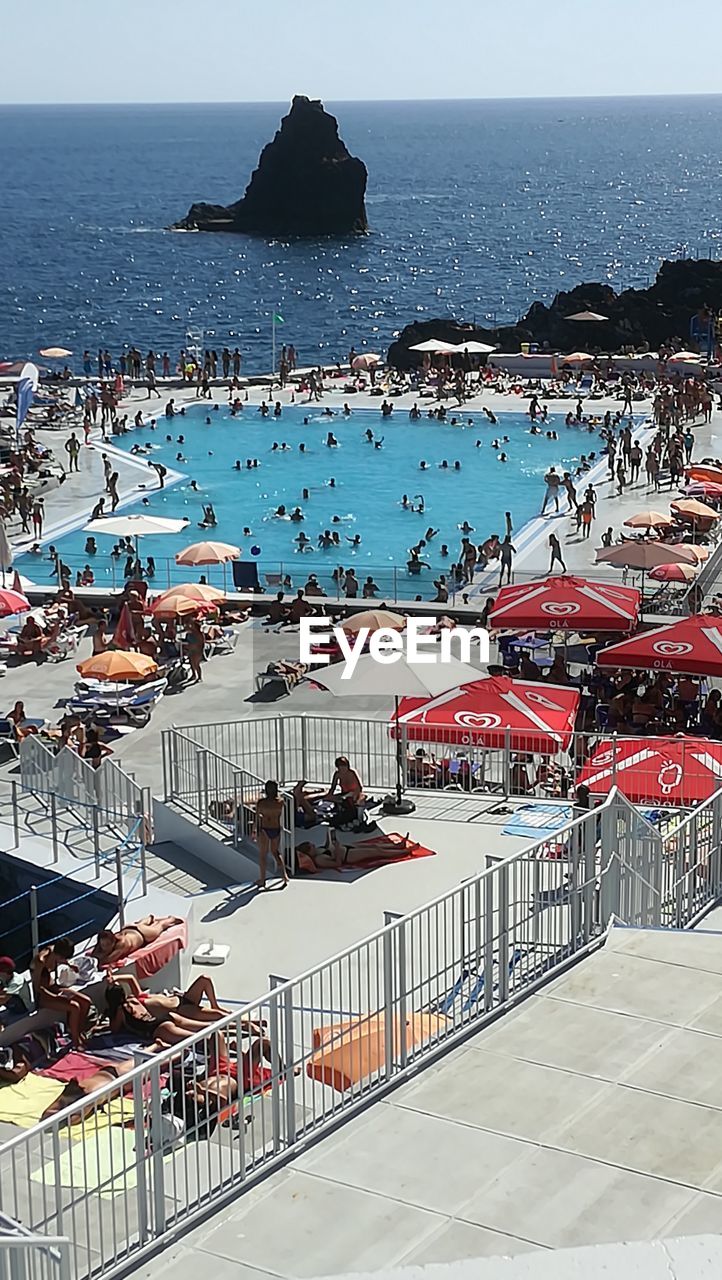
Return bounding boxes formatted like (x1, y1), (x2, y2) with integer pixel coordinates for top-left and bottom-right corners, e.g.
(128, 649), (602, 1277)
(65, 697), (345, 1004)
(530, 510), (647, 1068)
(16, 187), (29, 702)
(115, 847), (126, 926)
(300, 715), (308, 781)
(268, 980), (283, 1154)
(383, 926), (395, 1080)
(483, 872), (495, 1012)
(148, 1064), (167, 1235)
(29, 886), (39, 953)
(497, 863), (510, 1003)
(281, 986), (297, 1145)
(10, 781), (19, 848)
(581, 811), (597, 943)
(711, 794), (722, 904)
(132, 1056), (150, 1245)
(52, 1126), (65, 1239)
(92, 805), (101, 877)
(50, 792), (59, 863)
(400, 725), (409, 796)
(195, 750), (207, 824)
(502, 727), (511, 800)
(396, 920), (408, 1069)
(277, 715), (286, 786)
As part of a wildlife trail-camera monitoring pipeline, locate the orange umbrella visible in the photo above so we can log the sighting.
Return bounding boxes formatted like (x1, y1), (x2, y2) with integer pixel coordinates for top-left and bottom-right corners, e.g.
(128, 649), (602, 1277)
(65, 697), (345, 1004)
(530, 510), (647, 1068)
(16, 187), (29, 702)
(623, 511), (673, 530)
(341, 609), (406, 634)
(671, 498), (720, 521)
(306, 1012), (447, 1092)
(685, 545), (709, 563)
(77, 650), (158, 681)
(149, 595), (219, 618)
(560, 351), (593, 364)
(175, 541), (240, 566)
(152, 583), (226, 606)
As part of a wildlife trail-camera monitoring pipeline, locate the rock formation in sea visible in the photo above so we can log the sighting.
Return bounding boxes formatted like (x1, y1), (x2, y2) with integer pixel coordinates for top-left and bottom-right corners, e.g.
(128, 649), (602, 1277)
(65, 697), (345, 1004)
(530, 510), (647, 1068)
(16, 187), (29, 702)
(388, 259), (722, 368)
(174, 96), (368, 237)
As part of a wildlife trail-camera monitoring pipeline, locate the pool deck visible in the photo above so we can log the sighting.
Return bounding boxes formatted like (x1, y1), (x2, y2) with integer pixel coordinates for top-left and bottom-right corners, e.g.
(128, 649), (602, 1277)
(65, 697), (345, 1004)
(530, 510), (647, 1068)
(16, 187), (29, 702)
(134, 920), (722, 1280)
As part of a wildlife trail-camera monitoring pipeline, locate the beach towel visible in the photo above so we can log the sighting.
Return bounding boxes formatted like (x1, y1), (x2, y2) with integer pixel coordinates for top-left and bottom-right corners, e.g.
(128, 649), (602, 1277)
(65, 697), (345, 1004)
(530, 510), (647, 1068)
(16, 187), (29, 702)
(111, 920), (188, 980)
(31, 1125), (141, 1198)
(39, 1051), (112, 1083)
(0, 1074), (66, 1127)
(343, 833), (436, 870)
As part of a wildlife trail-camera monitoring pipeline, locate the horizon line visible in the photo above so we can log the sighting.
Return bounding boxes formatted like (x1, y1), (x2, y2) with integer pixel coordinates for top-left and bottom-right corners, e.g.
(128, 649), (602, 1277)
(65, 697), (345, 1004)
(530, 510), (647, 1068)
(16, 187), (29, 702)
(1, 90), (722, 108)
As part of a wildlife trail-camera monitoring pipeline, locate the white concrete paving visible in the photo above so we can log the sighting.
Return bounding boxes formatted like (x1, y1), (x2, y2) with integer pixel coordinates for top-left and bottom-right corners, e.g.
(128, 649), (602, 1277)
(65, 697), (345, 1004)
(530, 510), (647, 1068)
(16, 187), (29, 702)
(136, 924), (722, 1279)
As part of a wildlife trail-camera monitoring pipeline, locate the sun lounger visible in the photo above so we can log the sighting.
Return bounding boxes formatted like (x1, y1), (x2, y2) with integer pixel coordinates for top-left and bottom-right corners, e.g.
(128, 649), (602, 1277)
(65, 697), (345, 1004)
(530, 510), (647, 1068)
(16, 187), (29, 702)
(255, 660), (307, 696)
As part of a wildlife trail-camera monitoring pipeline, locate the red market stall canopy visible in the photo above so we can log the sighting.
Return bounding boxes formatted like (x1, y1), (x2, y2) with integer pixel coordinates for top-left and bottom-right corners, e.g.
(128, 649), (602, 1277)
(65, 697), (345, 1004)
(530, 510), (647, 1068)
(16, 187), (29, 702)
(392, 675), (579, 754)
(489, 576), (641, 633)
(577, 736), (722, 807)
(596, 614), (722, 677)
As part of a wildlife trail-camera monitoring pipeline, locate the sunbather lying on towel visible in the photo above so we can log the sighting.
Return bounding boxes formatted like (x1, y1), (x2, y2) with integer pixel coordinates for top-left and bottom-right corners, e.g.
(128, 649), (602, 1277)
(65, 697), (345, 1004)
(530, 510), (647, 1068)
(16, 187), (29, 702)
(91, 915), (183, 967)
(41, 1057), (137, 1122)
(107, 973), (229, 1025)
(295, 831), (417, 872)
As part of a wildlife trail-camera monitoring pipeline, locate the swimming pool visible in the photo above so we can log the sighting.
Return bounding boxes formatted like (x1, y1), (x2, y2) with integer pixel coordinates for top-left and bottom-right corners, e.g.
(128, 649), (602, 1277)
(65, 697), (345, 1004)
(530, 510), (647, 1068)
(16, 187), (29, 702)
(21, 404), (593, 595)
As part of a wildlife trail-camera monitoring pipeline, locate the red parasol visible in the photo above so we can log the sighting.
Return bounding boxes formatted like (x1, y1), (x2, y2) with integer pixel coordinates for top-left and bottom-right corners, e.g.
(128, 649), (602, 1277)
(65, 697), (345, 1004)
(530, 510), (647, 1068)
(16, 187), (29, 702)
(596, 614), (722, 677)
(489, 575), (641, 633)
(577, 736), (722, 807)
(392, 675), (579, 754)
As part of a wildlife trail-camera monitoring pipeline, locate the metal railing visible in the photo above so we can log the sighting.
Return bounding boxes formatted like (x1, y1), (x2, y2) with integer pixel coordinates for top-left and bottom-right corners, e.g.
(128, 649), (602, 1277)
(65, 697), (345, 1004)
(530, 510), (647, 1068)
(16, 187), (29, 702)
(19, 737), (152, 846)
(164, 729), (295, 870)
(163, 715), (713, 813)
(0, 816), (148, 961)
(12, 548), (708, 614)
(0, 785), (720, 1280)
(0, 799), (606, 1280)
(0, 1213), (71, 1280)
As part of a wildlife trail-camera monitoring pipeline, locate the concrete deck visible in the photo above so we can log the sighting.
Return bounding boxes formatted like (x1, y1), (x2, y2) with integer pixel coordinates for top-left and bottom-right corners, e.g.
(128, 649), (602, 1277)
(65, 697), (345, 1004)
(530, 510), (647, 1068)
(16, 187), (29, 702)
(138, 922), (722, 1280)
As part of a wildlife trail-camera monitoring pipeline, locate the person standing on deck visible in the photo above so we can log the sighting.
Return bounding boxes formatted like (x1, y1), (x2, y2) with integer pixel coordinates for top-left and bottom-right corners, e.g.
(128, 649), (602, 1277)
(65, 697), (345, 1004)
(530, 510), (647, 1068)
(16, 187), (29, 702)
(548, 533), (566, 573)
(498, 534), (517, 585)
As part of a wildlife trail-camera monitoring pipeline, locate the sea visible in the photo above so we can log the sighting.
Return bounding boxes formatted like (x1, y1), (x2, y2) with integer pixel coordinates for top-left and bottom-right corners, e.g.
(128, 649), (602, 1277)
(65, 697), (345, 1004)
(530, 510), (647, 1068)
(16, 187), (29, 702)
(1, 95), (722, 371)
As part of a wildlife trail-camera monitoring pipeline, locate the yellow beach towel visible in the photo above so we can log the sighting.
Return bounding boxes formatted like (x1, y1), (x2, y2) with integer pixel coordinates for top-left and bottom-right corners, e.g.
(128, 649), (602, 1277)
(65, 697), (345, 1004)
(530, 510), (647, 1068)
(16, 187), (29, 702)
(0, 1075), (66, 1128)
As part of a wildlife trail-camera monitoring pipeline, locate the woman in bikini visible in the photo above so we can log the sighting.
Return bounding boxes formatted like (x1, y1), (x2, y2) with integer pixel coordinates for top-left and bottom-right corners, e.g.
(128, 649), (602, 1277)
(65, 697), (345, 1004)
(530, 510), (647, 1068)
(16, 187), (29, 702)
(295, 830), (416, 872)
(41, 1057), (138, 1123)
(107, 972), (229, 1025)
(105, 984), (222, 1048)
(91, 915), (183, 967)
(255, 780), (289, 889)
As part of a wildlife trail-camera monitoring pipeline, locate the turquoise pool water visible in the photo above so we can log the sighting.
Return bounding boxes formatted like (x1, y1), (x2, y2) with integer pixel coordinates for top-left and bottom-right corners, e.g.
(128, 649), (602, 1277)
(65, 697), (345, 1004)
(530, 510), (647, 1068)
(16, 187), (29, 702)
(22, 405), (593, 593)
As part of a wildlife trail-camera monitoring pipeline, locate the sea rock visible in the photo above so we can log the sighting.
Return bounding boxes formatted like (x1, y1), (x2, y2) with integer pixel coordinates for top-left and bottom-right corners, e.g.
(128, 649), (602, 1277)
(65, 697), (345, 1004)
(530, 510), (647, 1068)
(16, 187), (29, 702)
(174, 96), (368, 237)
(388, 259), (722, 366)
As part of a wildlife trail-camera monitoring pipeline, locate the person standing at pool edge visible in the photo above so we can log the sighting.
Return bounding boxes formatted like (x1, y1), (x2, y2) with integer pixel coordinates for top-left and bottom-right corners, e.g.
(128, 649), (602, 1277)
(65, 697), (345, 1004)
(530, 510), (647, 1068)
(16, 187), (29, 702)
(541, 467), (561, 515)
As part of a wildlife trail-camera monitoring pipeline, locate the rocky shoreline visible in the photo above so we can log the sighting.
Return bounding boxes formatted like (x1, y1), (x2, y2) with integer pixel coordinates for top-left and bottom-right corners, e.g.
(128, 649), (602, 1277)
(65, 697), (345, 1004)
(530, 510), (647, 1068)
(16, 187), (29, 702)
(388, 258), (722, 369)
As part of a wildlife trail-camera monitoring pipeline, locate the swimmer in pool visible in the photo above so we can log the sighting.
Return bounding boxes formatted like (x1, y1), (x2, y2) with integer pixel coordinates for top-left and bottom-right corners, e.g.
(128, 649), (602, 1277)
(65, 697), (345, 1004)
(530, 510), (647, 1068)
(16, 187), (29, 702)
(326, 433), (338, 447)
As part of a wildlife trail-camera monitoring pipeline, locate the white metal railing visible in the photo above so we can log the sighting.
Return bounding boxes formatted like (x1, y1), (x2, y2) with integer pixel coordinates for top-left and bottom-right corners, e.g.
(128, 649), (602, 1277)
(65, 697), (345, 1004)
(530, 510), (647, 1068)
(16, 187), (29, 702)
(0, 1215), (71, 1280)
(1, 786), (720, 1280)
(19, 736), (152, 843)
(164, 728), (295, 870)
(163, 715), (710, 811)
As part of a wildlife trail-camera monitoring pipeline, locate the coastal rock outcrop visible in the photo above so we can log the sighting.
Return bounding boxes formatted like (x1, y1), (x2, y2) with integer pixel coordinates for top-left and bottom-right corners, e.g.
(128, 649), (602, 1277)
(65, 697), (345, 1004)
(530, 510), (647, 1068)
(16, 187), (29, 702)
(388, 259), (722, 367)
(174, 96), (368, 237)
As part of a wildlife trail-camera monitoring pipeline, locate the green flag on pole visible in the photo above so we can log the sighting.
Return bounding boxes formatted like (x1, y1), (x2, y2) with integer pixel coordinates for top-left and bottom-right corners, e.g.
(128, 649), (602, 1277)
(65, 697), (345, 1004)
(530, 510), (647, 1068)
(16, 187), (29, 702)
(273, 313), (284, 324)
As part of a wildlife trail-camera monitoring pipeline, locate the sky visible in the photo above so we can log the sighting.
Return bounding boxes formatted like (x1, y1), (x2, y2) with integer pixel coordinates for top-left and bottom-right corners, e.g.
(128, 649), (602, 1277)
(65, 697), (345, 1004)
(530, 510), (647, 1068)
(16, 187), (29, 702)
(3, 0), (722, 104)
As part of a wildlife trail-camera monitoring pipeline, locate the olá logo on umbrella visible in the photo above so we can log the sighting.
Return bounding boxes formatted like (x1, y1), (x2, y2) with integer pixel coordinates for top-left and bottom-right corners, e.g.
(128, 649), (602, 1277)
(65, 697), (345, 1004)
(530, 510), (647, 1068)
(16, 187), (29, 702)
(540, 601), (580, 616)
(658, 762), (683, 794)
(453, 712), (502, 731)
(652, 641), (694, 656)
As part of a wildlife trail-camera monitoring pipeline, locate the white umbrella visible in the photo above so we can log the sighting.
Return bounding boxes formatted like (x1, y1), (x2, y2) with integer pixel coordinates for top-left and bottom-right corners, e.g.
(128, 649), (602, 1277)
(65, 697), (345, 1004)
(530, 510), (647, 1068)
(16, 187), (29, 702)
(84, 515), (189, 537)
(409, 339), (458, 353)
(311, 651), (483, 813)
(565, 311), (609, 322)
(84, 514), (189, 566)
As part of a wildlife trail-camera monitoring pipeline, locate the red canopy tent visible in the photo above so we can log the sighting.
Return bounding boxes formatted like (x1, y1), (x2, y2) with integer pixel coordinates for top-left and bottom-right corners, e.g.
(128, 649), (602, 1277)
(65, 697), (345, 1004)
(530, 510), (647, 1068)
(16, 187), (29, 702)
(596, 614), (722, 677)
(392, 675), (579, 754)
(577, 736), (722, 807)
(489, 576), (641, 633)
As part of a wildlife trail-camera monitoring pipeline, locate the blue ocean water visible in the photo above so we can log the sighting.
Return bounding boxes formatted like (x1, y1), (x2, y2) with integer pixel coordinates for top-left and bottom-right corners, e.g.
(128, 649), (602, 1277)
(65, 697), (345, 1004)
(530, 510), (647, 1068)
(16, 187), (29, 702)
(20, 405), (587, 591)
(1, 96), (722, 370)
